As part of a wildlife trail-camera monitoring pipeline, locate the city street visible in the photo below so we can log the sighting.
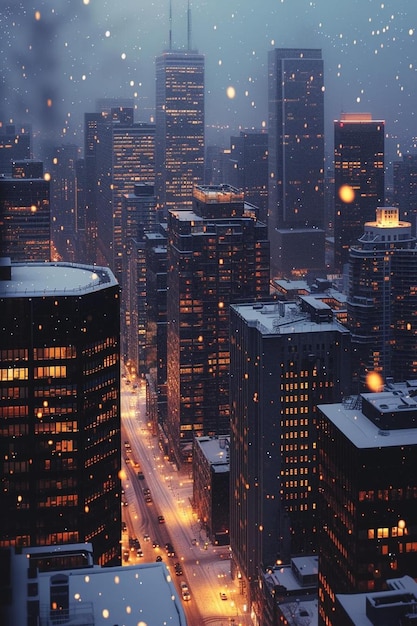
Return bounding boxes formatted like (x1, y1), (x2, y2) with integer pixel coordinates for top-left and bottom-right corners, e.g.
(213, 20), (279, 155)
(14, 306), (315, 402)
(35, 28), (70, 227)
(120, 376), (253, 626)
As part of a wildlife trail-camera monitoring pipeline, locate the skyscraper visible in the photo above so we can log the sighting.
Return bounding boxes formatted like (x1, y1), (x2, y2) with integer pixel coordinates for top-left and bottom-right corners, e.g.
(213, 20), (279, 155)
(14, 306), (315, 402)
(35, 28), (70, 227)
(50, 143), (80, 262)
(347, 207), (417, 387)
(229, 129), (269, 224)
(318, 387), (417, 625)
(155, 48), (204, 216)
(229, 298), (351, 605)
(393, 153), (417, 236)
(0, 123), (31, 175)
(166, 184), (270, 465)
(0, 160), (50, 262)
(268, 48), (325, 277)
(0, 259), (121, 566)
(334, 112), (385, 272)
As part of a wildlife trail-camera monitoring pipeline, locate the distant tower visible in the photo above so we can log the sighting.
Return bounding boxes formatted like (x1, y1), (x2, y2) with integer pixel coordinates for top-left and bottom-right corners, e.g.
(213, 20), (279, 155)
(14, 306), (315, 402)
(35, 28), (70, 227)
(334, 112), (385, 272)
(347, 207), (417, 386)
(229, 298), (350, 600)
(155, 4), (204, 217)
(268, 48), (325, 277)
(0, 160), (50, 261)
(50, 144), (80, 262)
(318, 388), (417, 625)
(229, 129), (269, 224)
(393, 153), (417, 236)
(0, 123), (31, 175)
(0, 259), (121, 566)
(166, 185), (270, 465)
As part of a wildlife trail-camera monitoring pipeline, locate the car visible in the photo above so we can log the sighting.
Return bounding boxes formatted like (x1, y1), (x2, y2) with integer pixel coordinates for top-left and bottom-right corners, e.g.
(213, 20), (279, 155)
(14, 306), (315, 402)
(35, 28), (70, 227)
(156, 555), (163, 562)
(143, 488), (150, 495)
(152, 540), (160, 549)
(158, 515), (165, 524)
(165, 543), (175, 557)
(137, 549), (143, 558)
(124, 440), (129, 448)
(174, 562), (183, 576)
(143, 534), (150, 542)
(180, 581), (188, 591)
(122, 521), (127, 532)
(219, 592), (228, 601)
(122, 500), (128, 507)
(182, 590), (191, 601)
(123, 550), (129, 562)
(137, 471), (145, 480)
(145, 495), (152, 503)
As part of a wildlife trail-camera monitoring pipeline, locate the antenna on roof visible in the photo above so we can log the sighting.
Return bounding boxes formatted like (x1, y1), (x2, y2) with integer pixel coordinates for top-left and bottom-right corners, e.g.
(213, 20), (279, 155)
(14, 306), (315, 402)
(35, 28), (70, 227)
(187, 0), (191, 50)
(169, 0), (173, 50)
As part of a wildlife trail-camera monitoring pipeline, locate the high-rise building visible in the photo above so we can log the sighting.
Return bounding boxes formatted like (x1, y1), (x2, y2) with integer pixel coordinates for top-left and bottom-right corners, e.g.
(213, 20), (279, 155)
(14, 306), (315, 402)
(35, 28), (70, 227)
(229, 298), (351, 609)
(393, 153), (417, 236)
(347, 207), (417, 387)
(0, 123), (31, 175)
(155, 49), (204, 216)
(0, 259), (121, 566)
(334, 112), (385, 272)
(268, 48), (325, 277)
(50, 144), (80, 262)
(0, 160), (50, 262)
(166, 184), (270, 465)
(229, 129), (269, 224)
(318, 386), (417, 625)
(123, 183), (158, 371)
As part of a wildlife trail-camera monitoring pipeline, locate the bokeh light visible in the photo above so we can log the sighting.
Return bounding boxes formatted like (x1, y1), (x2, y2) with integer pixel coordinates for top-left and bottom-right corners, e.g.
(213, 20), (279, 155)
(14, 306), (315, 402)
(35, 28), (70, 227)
(366, 371), (384, 392)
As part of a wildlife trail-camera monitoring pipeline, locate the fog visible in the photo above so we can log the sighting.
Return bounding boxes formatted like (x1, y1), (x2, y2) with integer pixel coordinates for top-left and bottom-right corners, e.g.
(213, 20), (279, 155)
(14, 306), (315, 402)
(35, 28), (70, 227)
(1, 0), (417, 161)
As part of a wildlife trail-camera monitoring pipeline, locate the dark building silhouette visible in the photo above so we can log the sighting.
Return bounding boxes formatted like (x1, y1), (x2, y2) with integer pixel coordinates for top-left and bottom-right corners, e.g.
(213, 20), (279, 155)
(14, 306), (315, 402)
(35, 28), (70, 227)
(229, 129), (269, 224)
(0, 260), (121, 566)
(155, 50), (205, 216)
(333, 113), (385, 272)
(50, 144), (80, 262)
(268, 48), (325, 277)
(166, 184), (269, 465)
(393, 153), (417, 236)
(145, 228), (168, 439)
(318, 387), (417, 625)
(0, 160), (50, 261)
(229, 298), (351, 610)
(0, 123), (31, 175)
(347, 207), (417, 387)
(123, 183), (159, 372)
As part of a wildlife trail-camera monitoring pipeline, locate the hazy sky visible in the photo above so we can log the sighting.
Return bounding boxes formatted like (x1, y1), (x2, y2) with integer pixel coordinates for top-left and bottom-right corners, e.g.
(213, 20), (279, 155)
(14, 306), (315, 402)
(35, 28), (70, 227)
(1, 0), (417, 162)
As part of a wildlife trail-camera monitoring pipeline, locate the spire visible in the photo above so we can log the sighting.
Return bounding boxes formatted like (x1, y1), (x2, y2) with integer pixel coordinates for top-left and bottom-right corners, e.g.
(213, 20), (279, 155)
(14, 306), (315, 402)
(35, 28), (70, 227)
(187, 0), (191, 51)
(169, 0), (172, 50)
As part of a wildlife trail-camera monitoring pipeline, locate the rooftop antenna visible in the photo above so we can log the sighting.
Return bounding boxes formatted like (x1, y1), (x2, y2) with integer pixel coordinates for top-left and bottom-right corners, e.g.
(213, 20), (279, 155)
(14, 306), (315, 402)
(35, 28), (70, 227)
(169, 0), (172, 50)
(187, 0), (191, 51)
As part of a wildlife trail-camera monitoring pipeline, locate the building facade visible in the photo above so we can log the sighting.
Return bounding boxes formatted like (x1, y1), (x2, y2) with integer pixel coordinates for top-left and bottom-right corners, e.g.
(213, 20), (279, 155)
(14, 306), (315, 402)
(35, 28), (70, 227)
(155, 50), (205, 216)
(333, 113), (385, 272)
(229, 297), (351, 610)
(347, 207), (417, 387)
(0, 160), (50, 262)
(318, 387), (417, 625)
(166, 184), (270, 464)
(0, 260), (121, 566)
(268, 48), (325, 277)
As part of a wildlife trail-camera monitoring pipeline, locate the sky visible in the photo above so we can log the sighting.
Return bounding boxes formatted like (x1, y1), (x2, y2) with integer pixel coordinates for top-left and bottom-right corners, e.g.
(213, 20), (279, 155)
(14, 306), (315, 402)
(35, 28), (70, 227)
(1, 0), (417, 164)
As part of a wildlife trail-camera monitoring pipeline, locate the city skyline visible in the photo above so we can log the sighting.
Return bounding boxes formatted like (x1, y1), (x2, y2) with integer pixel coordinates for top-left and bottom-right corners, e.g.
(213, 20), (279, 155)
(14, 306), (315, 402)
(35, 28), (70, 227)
(1, 0), (417, 163)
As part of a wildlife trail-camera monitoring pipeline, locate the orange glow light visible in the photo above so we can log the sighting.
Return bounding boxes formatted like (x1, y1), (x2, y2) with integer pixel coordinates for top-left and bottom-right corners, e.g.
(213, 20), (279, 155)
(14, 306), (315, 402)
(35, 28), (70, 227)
(366, 371), (384, 392)
(338, 184), (355, 204)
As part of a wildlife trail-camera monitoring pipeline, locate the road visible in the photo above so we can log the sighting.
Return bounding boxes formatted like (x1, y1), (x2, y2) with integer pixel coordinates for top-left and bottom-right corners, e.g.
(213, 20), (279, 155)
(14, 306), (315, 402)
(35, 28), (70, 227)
(120, 377), (252, 626)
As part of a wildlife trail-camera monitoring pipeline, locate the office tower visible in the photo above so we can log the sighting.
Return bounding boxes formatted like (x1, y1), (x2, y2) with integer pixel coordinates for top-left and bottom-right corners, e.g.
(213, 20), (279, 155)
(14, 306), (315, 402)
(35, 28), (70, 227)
(166, 184), (270, 465)
(83, 112), (103, 264)
(155, 48), (204, 216)
(0, 123), (31, 175)
(393, 154), (417, 236)
(229, 298), (351, 607)
(145, 229), (168, 437)
(0, 160), (50, 261)
(94, 109), (155, 287)
(268, 48), (325, 277)
(50, 144), (80, 262)
(334, 113), (385, 272)
(229, 129), (269, 224)
(347, 207), (417, 387)
(205, 145), (232, 186)
(0, 259), (121, 567)
(318, 387), (417, 625)
(192, 435), (230, 545)
(123, 183), (158, 372)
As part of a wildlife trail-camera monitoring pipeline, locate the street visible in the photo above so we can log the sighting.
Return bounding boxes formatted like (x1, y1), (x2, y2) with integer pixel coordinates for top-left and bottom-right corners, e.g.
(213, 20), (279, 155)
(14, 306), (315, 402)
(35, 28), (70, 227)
(120, 376), (253, 626)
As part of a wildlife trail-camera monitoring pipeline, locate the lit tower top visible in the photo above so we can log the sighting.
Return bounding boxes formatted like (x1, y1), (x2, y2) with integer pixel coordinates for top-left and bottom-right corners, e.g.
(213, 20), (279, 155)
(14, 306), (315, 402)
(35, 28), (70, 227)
(358, 207), (414, 249)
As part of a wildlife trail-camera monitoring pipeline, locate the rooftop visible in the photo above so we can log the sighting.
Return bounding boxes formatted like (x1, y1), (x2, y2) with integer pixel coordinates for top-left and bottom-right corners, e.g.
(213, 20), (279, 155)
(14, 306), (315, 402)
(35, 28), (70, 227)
(0, 262), (118, 298)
